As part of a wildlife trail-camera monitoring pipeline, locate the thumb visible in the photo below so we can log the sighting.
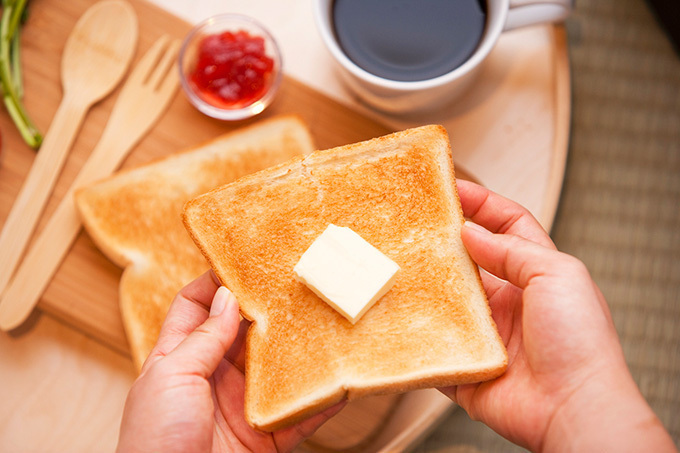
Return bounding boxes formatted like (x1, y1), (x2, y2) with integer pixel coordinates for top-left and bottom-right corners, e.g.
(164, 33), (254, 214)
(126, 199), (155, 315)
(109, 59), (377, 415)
(462, 220), (579, 289)
(163, 286), (240, 378)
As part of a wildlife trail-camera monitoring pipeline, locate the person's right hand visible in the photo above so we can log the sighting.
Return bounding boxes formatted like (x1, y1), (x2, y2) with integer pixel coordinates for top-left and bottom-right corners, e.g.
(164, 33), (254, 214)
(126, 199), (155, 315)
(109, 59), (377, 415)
(440, 180), (676, 453)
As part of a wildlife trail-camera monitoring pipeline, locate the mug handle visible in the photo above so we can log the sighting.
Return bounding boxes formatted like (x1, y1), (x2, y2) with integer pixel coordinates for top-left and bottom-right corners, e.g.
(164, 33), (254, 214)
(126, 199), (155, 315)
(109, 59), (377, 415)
(504, 0), (573, 31)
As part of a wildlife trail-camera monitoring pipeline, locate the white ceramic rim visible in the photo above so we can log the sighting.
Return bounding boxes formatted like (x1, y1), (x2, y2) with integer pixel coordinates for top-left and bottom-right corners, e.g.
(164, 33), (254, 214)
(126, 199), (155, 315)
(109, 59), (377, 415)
(313, 0), (509, 92)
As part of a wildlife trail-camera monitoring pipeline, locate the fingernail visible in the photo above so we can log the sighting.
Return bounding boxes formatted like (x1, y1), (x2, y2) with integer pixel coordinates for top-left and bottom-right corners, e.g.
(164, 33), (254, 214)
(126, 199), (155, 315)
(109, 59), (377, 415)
(210, 286), (233, 317)
(464, 220), (491, 236)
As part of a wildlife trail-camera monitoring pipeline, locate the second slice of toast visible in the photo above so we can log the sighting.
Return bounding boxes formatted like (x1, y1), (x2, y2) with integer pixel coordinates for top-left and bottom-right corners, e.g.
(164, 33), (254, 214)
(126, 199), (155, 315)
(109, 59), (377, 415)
(76, 115), (314, 370)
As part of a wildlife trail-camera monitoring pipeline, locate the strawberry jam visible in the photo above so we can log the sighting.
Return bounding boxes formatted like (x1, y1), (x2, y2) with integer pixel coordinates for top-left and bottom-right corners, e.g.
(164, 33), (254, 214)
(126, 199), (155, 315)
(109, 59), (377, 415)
(189, 30), (275, 109)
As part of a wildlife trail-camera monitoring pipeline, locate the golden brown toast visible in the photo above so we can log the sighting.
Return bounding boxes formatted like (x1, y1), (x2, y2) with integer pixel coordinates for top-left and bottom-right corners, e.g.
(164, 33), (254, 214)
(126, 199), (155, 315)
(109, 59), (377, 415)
(182, 125), (507, 431)
(75, 115), (315, 370)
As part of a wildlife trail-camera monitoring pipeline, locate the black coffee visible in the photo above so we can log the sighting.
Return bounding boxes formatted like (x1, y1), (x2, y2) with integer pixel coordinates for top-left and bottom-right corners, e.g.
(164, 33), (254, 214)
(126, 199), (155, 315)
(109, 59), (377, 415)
(332, 0), (487, 82)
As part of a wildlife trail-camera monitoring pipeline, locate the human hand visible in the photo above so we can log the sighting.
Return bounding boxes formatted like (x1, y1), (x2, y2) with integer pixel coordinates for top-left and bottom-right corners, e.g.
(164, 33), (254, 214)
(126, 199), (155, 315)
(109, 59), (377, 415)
(117, 270), (344, 453)
(441, 180), (676, 452)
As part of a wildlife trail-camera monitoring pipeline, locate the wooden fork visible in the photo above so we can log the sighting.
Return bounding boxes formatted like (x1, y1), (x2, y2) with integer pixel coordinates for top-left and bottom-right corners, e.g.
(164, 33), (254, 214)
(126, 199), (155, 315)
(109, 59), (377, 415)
(0, 35), (181, 330)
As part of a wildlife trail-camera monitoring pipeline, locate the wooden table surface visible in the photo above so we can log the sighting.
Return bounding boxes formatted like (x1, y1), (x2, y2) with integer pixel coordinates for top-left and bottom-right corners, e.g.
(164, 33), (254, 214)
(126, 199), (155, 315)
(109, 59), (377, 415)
(0, 0), (570, 451)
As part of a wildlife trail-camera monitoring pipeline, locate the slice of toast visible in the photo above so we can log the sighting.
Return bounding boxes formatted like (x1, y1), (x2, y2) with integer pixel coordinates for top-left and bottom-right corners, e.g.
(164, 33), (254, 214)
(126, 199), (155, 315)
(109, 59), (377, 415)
(75, 115), (315, 370)
(182, 125), (507, 431)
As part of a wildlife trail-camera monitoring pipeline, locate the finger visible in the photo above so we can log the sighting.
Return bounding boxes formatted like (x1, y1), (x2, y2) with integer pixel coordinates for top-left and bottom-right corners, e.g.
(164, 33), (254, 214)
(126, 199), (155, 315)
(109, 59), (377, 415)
(211, 357), (269, 449)
(142, 270), (221, 372)
(438, 385), (458, 404)
(162, 286), (240, 379)
(462, 220), (576, 289)
(478, 268), (507, 300)
(225, 317), (250, 373)
(273, 401), (348, 452)
(457, 180), (555, 249)
(211, 362), (345, 453)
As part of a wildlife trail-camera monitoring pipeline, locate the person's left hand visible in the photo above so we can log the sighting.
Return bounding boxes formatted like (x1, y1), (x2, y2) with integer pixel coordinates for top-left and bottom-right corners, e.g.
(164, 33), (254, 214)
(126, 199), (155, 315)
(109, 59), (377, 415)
(117, 270), (344, 453)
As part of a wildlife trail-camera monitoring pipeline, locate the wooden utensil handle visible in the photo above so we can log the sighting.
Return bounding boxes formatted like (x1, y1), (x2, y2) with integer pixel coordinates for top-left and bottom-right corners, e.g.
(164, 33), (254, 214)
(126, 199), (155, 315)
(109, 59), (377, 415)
(0, 181), (83, 330)
(0, 96), (88, 298)
(0, 137), (122, 330)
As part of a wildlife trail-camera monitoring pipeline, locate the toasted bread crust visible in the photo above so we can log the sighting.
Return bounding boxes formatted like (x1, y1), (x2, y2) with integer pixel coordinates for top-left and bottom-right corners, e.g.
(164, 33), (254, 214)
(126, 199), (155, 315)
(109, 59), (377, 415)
(75, 115), (315, 370)
(183, 125), (507, 431)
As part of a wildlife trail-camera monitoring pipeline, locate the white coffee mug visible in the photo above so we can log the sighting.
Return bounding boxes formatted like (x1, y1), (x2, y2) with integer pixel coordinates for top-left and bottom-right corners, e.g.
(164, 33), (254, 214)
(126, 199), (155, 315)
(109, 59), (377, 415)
(314, 0), (572, 114)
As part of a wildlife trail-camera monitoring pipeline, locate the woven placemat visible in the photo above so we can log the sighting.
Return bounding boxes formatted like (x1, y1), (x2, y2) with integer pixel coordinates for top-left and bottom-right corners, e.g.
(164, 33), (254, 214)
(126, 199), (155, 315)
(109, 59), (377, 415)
(417, 0), (680, 451)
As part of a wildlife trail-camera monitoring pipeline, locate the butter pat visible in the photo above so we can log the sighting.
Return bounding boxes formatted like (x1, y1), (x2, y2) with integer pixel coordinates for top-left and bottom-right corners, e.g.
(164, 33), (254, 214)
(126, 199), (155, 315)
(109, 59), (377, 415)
(293, 224), (400, 324)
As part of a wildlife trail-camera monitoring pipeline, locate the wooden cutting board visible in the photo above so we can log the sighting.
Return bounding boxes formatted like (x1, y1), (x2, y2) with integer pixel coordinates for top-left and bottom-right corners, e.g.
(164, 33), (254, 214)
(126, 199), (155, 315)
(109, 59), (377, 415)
(0, 0), (470, 450)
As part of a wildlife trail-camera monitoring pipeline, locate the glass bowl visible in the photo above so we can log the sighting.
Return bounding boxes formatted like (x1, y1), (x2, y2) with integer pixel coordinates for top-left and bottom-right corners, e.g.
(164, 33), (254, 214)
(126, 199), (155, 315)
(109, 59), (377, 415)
(178, 14), (283, 121)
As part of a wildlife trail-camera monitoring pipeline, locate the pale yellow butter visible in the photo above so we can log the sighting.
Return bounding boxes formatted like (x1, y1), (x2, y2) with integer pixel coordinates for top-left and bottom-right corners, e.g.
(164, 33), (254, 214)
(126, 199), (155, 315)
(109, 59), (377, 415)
(293, 224), (400, 324)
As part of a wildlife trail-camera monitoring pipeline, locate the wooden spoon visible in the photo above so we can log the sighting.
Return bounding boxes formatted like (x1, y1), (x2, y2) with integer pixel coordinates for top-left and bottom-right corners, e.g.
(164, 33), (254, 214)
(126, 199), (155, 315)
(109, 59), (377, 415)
(0, 1), (138, 297)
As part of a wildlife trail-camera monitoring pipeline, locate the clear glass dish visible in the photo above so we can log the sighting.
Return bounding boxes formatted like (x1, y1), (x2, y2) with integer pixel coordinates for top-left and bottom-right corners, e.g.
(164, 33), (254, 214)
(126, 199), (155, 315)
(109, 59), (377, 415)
(178, 14), (283, 121)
